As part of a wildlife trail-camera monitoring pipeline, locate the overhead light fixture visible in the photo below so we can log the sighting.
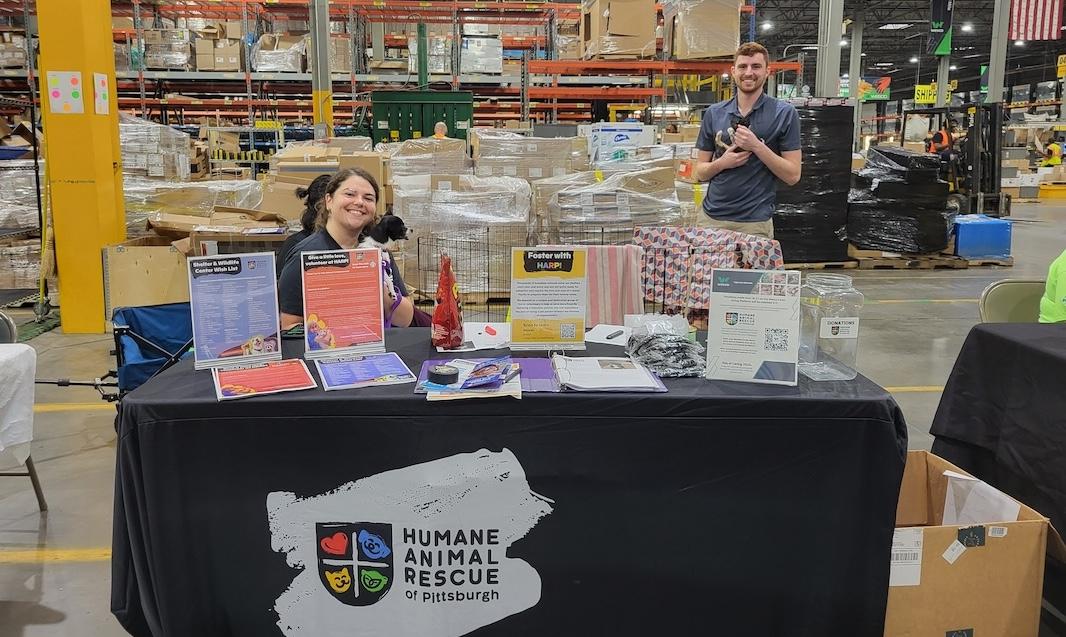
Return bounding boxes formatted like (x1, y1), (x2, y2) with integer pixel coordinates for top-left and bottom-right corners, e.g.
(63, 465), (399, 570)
(949, 64), (957, 70)
(861, 52), (867, 56)
(909, 56), (919, 63)
(879, 23), (912, 30)
(961, 23), (973, 32)
(873, 62), (894, 67)
(840, 39), (848, 46)
(964, 53), (982, 58)
(1014, 40), (1025, 46)
(842, 73), (849, 78)
(761, 21), (772, 31)
(721, 72), (729, 78)
(802, 45), (819, 50)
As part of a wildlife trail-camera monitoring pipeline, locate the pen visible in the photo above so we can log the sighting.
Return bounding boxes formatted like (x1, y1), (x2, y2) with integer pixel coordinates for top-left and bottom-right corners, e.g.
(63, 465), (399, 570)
(606, 330), (624, 340)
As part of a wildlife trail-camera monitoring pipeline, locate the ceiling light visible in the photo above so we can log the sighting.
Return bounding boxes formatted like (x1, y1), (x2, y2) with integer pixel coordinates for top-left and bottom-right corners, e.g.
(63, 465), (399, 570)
(761, 21), (772, 31)
(861, 52), (867, 56)
(842, 73), (849, 78)
(721, 72), (729, 78)
(840, 39), (848, 46)
(961, 23), (973, 32)
(873, 62), (894, 67)
(879, 23), (912, 30)
(909, 56), (919, 63)
(964, 53), (981, 58)
(803, 45), (819, 50)
(949, 64), (957, 70)
(1015, 40), (1025, 46)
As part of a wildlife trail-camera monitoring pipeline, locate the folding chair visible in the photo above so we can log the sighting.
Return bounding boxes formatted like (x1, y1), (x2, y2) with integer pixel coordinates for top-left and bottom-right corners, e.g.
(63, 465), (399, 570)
(0, 309), (46, 511)
(111, 302), (194, 398)
(978, 279), (1045, 323)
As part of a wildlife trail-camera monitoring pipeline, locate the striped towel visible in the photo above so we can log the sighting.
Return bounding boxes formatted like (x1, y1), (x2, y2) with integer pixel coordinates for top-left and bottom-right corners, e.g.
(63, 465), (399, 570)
(585, 245), (645, 326)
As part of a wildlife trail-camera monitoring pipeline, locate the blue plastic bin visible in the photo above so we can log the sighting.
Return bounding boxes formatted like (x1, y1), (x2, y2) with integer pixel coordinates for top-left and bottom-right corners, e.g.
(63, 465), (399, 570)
(953, 214), (1012, 259)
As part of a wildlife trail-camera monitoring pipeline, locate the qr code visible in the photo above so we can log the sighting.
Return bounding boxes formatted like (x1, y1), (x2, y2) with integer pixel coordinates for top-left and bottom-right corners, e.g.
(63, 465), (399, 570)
(764, 328), (789, 352)
(560, 323), (577, 339)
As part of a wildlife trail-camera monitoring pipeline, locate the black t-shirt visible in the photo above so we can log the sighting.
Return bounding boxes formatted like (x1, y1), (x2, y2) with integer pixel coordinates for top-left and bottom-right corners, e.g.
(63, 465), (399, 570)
(275, 228), (312, 278)
(277, 229), (408, 316)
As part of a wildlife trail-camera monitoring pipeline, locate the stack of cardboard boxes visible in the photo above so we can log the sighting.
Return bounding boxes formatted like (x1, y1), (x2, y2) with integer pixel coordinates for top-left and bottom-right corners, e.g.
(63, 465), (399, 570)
(144, 29), (193, 71)
(253, 33), (306, 72)
(407, 36), (452, 74)
(471, 129), (589, 180)
(191, 20), (243, 71)
(661, 0), (741, 60)
(0, 32), (26, 68)
(305, 35), (354, 74)
(120, 115), (191, 181)
(579, 0), (657, 59)
(554, 21), (582, 60)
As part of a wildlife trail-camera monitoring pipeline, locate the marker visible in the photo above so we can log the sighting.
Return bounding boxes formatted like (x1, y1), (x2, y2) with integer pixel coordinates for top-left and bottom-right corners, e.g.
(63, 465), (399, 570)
(606, 330), (624, 340)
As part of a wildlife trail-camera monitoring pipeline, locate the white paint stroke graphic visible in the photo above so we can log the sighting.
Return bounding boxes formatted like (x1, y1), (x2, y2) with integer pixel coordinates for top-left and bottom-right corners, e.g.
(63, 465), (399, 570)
(267, 448), (553, 636)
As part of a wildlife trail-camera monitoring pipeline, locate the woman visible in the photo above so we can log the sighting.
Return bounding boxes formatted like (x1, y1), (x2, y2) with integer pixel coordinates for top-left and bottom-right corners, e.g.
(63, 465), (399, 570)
(277, 168), (429, 329)
(275, 174), (331, 277)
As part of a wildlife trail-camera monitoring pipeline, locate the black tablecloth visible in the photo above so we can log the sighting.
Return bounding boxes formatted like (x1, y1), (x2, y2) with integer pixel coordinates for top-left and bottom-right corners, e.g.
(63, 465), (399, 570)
(112, 328), (907, 637)
(931, 323), (1066, 535)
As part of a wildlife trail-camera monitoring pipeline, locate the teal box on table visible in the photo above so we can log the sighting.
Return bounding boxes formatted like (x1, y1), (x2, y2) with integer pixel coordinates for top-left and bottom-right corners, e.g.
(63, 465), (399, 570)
(953, 214), (1012, 259)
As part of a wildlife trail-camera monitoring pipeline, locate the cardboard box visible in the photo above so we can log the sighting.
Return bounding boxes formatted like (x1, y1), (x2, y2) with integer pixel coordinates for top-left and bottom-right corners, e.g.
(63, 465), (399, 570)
(664, 0), (741, 60)
(475, 157), (571, 180)
(146, 208), (287, 239)
(195, 39), (215, 57)
(195, 54), (214, 71)
(255, 179), (306, 222)
(324, 137), (373, 153)
(461, 36), (503, 74)
(580, 0), (657, 58)
(103, 237), (190, 317)
(662, 132), (684, 144)
(213, 41), (242, 71)
(224, 20), (242, 39)
(885, 450), (1066, 637)
(0, 239), (40, 289)
(337, 151), (386, 189)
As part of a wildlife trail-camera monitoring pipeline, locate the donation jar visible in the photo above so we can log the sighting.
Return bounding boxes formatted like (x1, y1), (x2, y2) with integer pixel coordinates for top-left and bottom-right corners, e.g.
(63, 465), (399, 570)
(798, 273), (864, 381)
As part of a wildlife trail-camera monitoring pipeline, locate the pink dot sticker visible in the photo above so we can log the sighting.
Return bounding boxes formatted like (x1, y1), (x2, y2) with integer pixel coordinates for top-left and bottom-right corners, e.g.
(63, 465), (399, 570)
(51, 90), (59, 98)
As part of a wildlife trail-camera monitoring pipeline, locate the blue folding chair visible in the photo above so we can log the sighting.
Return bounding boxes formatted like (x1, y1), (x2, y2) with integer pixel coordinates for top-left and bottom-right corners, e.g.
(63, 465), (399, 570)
(111, 302), (193, 398)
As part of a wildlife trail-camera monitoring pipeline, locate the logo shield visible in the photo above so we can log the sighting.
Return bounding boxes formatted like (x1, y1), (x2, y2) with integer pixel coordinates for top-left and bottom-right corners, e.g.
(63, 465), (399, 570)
(316, 522), (394, 606)
(831, 325), (840, 336)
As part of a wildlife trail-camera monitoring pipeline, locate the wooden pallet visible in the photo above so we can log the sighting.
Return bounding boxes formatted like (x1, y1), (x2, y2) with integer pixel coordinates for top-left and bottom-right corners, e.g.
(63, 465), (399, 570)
(966, 256), (1014, 267)
(783, 261), (858, 270)
(855, 255), (969, 270)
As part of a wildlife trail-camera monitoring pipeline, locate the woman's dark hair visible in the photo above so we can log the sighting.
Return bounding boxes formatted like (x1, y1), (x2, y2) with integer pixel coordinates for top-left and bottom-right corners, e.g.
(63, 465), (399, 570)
(315, 167), (381, 230)
(294, 174), (332, 233)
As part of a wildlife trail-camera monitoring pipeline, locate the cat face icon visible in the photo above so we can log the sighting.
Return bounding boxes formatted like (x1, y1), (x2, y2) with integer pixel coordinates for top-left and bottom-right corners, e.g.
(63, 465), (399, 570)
(324, 567), (352, 594)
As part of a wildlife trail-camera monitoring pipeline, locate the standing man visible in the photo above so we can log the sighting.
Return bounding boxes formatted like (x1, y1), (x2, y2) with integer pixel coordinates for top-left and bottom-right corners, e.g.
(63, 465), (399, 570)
(693, 42), (802, 239)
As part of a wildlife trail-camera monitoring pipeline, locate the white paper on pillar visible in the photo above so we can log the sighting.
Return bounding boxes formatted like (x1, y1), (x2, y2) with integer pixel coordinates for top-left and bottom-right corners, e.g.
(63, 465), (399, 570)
(93, 73), (109, 115)
(46, 71), (84, 114)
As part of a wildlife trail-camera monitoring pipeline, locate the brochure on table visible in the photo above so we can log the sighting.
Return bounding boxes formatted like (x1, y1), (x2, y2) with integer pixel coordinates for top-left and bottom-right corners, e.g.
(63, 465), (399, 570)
(416, 357), (561, 393)
(300, 248), (385, 360)
(415, 357), (522, 401)
(315, 353), (416, 391)
(704, 268), (801, 386)
(212, 359), (317, 401)
(188, 252), (282, 370)
(510, 247), (588, 350)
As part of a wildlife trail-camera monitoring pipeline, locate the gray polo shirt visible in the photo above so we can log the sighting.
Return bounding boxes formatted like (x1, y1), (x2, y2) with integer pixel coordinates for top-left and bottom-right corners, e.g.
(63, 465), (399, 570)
(695, 93), (801, 222)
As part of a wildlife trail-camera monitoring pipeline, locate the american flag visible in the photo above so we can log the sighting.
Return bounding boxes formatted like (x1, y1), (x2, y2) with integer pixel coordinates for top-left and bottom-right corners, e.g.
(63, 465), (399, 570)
(1010, 0), (1063, 40)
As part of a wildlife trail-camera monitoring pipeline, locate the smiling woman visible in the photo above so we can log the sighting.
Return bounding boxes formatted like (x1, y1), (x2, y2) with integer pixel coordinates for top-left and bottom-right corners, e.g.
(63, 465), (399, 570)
(277, 169), (429, 329)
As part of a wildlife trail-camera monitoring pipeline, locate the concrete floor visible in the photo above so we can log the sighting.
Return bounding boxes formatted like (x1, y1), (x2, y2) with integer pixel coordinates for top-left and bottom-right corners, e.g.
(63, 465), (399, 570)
(0, 201), (1063, 636)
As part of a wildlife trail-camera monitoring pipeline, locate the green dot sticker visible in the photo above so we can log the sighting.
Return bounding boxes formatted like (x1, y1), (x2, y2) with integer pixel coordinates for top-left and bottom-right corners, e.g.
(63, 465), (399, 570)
(70, 90), (79, 99)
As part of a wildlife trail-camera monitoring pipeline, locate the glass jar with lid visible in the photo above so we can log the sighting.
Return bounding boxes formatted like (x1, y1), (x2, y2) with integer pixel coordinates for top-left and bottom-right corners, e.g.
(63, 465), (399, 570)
(798, 273), (864, 381)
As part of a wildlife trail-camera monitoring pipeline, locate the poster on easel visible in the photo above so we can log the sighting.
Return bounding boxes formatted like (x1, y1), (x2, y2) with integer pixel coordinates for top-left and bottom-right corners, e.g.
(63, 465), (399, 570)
(509, 247), (588, 350)
(188, 252), (282, 370)
(300, 248), (385, 359)
(705, 269), (801, 386)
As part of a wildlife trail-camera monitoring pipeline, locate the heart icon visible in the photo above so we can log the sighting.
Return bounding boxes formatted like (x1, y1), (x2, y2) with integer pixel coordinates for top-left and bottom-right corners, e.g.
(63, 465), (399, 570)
(320, 532), (348, 556)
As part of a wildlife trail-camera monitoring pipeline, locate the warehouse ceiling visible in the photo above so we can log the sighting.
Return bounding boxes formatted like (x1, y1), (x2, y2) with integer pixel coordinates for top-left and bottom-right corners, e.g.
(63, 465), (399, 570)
(751, 0), (1064, 96)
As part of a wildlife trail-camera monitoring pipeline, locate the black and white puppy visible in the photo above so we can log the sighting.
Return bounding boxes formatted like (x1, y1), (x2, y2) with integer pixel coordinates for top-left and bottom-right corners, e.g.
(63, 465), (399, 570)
(359, 213), (411, 299)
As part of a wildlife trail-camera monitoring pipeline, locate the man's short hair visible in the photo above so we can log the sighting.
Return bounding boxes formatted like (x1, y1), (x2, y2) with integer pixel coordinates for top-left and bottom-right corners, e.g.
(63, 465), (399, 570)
(734, 42), (770, 66)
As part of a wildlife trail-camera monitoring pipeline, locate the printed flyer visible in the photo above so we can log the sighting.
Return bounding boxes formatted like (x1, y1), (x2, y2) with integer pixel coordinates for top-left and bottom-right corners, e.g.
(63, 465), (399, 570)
(509, 247), (587, 350)
(187, 252), (282, 370)
(301, 248), (385, 359)
(212, 359), (318, 401)
(315, 353), (416, 391)
(704, 269), (802, 386)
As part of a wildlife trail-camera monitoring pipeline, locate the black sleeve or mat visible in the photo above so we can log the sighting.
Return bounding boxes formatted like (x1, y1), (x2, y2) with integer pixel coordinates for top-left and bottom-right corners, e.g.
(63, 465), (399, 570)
(931, 323), (1066, 535)
(112, 329), (907, 637)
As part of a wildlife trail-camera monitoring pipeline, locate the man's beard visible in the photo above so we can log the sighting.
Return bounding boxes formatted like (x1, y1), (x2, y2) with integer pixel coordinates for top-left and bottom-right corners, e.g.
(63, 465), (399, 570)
(734, 76), (766, 95)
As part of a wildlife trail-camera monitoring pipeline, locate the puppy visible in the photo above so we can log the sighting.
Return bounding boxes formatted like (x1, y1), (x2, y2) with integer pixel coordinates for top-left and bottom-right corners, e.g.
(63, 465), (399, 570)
(359, 213), (411, 299)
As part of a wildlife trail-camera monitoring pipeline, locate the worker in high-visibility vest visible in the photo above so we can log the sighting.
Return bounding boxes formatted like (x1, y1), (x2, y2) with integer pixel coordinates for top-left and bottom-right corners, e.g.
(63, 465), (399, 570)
(926, 118), (955, 158)
(1041, 139), (1062, 167)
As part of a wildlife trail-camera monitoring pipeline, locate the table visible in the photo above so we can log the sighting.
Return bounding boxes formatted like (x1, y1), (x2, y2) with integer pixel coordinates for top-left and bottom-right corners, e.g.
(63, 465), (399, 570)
(931, 323), (1066, 536)
(112, 329), (907, 637)
(0, 343), (35, 465)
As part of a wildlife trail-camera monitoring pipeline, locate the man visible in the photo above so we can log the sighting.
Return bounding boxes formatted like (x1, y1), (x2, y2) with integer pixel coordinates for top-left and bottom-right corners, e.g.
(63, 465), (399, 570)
(693, 42), (802, 239)
(432, 121), (448, 139)
(1041, 137), (1062, 167)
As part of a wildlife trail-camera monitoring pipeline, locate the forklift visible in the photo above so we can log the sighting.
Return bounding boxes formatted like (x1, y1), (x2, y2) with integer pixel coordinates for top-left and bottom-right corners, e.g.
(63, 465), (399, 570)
(900, 102), (1011, 217)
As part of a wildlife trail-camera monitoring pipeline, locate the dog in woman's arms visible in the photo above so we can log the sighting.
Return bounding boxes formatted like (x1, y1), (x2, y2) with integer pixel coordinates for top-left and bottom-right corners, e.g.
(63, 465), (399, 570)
(359, 212), (411, 299)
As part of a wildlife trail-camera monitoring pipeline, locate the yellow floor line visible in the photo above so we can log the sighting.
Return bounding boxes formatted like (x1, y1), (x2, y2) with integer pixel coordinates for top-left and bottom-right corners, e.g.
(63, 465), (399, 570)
(885, 386), (945, 393)
(0, 548), (111, 563)
(33, 402), (115, 413)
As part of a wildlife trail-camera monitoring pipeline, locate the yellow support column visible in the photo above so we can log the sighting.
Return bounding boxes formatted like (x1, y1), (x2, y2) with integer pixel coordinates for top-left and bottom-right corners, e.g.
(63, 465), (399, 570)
(38, 0), (125, 333)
